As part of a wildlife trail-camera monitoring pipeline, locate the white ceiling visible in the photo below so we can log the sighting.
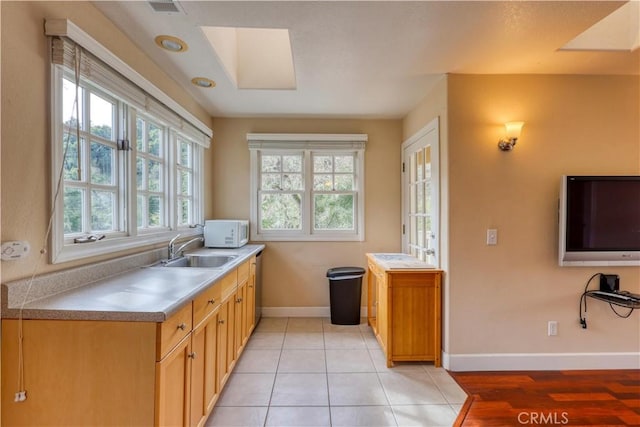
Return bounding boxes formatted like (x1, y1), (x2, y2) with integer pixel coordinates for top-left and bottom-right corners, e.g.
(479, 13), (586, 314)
(92, 1), (639, 119)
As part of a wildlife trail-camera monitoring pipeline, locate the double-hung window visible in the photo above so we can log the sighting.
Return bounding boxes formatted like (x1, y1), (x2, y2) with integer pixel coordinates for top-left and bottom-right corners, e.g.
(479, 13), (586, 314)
(248, 134), (367, 241)
(48, 20), (211, 263)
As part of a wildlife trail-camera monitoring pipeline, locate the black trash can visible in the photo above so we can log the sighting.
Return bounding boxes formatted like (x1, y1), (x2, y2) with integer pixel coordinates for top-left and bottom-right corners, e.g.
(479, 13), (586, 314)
(326, 266), (366, 325)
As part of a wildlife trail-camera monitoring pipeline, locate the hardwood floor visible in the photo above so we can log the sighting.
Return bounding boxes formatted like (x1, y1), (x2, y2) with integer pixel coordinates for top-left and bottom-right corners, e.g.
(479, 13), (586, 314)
(450, 370), (640, 426)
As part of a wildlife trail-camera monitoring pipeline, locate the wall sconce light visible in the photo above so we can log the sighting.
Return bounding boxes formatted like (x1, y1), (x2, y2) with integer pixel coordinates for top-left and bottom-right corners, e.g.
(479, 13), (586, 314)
(498, 121), (525, 151)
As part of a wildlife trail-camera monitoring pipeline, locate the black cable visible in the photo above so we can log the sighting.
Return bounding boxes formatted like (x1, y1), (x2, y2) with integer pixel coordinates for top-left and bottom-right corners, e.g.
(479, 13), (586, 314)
(609, 303), (635, 318)
(579, 273), (602, 329)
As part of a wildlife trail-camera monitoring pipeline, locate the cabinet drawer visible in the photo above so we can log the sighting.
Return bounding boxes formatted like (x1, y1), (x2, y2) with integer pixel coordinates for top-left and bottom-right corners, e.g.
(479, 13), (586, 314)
(237, 260), (250, 284)
(221, 269), (238, 301)
(157, 303), (192, 360)
(193, 281), (222, 327)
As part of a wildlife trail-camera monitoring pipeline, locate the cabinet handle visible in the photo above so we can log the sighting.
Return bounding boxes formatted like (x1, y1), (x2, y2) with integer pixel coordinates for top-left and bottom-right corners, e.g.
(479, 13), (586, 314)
(177, 323), (186, 330)
(249, 285), (253, 288)
(218, 319), (225, 324)
(236, 297), (243, 303)
(188, 352), (197, 359)
(207, 299), (216, 305)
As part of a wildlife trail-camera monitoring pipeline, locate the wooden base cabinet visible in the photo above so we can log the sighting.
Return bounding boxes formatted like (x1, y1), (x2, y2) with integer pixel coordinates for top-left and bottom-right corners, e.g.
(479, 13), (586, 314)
(1, 257), (259, 427)
(366, 253), (442, 368)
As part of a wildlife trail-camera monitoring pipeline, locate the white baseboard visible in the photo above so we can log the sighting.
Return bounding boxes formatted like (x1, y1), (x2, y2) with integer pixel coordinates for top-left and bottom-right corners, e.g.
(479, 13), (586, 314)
(261, 306), (368, 318)
(445, 351), (640, 371)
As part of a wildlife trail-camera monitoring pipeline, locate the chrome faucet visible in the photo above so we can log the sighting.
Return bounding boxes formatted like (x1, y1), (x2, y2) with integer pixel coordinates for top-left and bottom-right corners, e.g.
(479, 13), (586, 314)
(168, 234), (181, 260)
(174, 237), (205, 258)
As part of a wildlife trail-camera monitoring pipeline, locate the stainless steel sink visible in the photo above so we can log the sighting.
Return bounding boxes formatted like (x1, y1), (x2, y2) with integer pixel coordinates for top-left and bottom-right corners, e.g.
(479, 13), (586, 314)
(161, 254), (238, 268)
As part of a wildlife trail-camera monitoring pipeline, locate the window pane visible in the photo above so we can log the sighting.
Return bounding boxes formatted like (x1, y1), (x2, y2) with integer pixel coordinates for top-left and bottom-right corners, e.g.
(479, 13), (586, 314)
(136, 158), (145, 190)
(283, 155), (302, 172)
(91, 190), (114, 231)
(261, 173), (281, 190)
(260, 193), (302, 230)
(179, 140), (191, 166)
(334, 155), (354, 173)
(179, 199), (191, 225)
(136, 118), (145, 152)
(314, 194), (354, 230)
(148, 160), (161, 192)
(137, 195), (144, 227)
(64, 187), (83, 234)
(313, 174), (333, 191)
(148, 196), (162, 227)
(313, 155), (332, 173)
(63, 136), (81, 182)
(148, 123), (161, 156)
(334, 174), (353, 191)
(282, 173), (303, 190)
(63, 79), (83, 129)
(178, 169), (191, 196)
(90, 141), (114, 185)
(262, 155), (281, 172)
(90, 93), (113, 140)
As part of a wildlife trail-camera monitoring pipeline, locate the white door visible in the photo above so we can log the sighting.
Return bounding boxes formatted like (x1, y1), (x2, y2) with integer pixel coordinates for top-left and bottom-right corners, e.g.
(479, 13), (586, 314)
(402, 118), (440, 266)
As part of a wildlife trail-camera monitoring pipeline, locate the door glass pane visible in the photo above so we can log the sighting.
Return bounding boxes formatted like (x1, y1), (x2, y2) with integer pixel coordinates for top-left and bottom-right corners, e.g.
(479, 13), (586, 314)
(424, 146), (432, 179)
(90, 93), (113, 140)
(416, 149), (424, 181)
(64, 187), (83, 233)
(416, 183), (424, 214)
(314, 194), (354, 230)
(91, 190), (114, 231)
(90, 141), (114, 185)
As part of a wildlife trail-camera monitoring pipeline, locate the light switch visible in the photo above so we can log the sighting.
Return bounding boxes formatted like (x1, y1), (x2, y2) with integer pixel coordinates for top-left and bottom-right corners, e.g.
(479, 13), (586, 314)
(486, 229), (498, 246)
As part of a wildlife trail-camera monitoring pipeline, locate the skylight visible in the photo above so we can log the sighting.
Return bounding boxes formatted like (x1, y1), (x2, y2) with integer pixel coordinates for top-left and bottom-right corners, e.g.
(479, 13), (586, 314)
(201, 26), (296, 90)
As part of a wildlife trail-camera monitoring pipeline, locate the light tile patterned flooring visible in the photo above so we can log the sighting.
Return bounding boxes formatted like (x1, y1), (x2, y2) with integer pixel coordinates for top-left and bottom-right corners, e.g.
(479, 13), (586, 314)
(206, 317), (467, 427)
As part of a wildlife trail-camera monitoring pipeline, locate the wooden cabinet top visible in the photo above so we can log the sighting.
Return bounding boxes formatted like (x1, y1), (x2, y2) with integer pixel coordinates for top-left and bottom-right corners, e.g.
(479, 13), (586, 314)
(366, 253), (441, 272)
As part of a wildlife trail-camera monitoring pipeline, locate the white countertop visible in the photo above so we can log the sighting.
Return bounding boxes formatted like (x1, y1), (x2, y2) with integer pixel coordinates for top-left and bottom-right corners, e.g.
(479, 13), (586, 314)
(368, 253), (437, 270)
(2, 245), (264, 322)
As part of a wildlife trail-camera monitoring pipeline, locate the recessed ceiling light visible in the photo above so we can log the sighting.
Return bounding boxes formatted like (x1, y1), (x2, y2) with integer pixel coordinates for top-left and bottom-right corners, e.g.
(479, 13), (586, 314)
(191, 77), (216, 88)
(154, 35), (188, 53)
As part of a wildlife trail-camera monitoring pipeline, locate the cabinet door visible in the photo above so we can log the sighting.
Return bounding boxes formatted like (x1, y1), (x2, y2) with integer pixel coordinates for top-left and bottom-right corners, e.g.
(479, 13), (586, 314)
(226, 296), (237, 372)
(234, 281), (247, 358)
(155, 335), (191, 427)
(191, 309), (219, 427)
(217, 302), (231, 391)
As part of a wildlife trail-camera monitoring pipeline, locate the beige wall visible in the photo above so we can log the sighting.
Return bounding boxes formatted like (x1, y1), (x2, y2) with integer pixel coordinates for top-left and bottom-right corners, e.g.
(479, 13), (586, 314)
(210, 118), (402, 308)
(445, 74), (640, 355)
(0, 2), (212, 282)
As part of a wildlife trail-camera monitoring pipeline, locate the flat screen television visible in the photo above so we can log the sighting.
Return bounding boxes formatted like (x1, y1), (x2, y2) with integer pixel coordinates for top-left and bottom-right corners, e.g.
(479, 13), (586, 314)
(559, 175), (640, 266)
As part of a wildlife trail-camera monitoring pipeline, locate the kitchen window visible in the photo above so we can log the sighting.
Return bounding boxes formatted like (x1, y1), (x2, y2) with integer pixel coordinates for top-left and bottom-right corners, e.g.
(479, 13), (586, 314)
(248, 133), (367, 241)
(48, 21), (211, 263)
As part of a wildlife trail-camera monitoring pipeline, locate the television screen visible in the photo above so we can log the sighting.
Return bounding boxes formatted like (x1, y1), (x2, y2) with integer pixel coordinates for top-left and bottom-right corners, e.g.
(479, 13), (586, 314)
(559, 175), (640, 266)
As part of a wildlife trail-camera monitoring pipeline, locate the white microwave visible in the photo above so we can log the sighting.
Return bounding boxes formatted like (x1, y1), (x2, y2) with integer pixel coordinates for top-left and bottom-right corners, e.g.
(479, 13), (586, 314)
(204, 220), (249, 248)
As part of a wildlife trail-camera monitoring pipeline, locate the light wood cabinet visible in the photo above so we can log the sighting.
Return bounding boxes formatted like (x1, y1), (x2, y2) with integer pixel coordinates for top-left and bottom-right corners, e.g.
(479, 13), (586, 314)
(1, 259), (257, 427)
(156, 334), (192, 426)
(366, 253), (442, 368)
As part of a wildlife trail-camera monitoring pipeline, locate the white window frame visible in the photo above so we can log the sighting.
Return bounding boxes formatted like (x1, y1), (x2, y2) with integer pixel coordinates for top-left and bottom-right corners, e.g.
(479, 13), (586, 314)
(47, 19), (210, 264)
(248, 133), (366, 242)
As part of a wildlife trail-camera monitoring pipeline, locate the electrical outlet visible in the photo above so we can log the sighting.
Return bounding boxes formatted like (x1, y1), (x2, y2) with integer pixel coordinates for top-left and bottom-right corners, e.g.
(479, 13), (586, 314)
(486, 229), (498, 245)
(548, 321), (558, 336)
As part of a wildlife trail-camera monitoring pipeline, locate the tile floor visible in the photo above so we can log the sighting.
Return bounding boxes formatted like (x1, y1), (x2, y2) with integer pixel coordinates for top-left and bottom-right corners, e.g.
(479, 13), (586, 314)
(205, 317), (467, 427)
